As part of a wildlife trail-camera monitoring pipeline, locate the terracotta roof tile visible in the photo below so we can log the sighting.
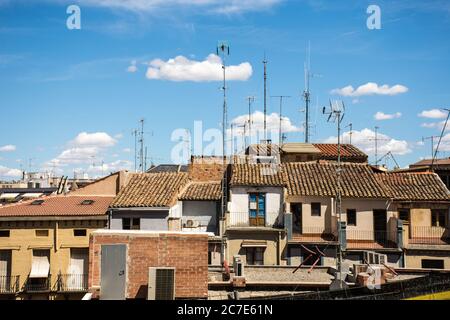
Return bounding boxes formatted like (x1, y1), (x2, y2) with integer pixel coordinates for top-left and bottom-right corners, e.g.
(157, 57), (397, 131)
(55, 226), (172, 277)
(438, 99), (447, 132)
(231, 164), (285, 187)
(375, 172), (450, 201)
(284, 162), (388, 198)
(111, 172), (188, 208)
(0, 195), (113, 217)
(179, 181), (222, 201)
(312, 144), (368, 162)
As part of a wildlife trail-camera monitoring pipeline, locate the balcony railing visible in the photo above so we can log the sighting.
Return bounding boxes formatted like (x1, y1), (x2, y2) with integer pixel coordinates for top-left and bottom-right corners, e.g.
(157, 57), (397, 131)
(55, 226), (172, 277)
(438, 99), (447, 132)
(0, 275), (19, 294)
(24, 275), (51, 293)
(409, 226), (450, 245)
(57, 274), (88, 292)
(346, 230), (397, 249)
(292, 226), (337, 242)
(228, 212), (282, 228)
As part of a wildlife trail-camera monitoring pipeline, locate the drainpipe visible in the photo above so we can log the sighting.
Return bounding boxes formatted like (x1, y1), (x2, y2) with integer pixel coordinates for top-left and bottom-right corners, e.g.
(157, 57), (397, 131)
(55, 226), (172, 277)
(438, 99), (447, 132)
(277, 231), (281, 265)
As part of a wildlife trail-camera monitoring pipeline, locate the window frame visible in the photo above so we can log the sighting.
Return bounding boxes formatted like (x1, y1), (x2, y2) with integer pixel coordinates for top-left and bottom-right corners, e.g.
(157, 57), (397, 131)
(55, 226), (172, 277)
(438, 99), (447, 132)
(431, 209), (446, 227)
(0, 230), (10, 237)
(347, 209), (357, 226)
(245, 247), (264, 265)
(122, 217), (141, 230)
(73, 229), (87, 237)
(311, 203), (321, 217)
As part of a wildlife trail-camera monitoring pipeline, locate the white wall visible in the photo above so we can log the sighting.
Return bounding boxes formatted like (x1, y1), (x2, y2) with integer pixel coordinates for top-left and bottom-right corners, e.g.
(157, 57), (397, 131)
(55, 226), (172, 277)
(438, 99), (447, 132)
(229, 186), (283, 226)
(182, 200), (218, 233)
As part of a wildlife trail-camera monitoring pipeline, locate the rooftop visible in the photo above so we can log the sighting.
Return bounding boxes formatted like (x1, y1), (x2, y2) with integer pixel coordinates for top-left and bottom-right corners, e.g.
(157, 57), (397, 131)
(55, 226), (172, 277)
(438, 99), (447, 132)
(230, 163), (285, 187)
(179, 181), (222, 201)
(110, 172), (188, 208)
(0, 195), (114, 217)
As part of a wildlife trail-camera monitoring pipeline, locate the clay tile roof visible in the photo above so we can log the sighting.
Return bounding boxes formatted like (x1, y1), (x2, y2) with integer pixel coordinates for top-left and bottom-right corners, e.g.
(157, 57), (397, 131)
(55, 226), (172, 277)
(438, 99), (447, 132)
(0, 195), (113, 217)
(179, 181), (222, 201)
(231, 164), (285, 187)
(313, 144), (368, 162)
(284, 162), (388, 198)
(111, 172), (188, 208)
(375, 172), (450, 201)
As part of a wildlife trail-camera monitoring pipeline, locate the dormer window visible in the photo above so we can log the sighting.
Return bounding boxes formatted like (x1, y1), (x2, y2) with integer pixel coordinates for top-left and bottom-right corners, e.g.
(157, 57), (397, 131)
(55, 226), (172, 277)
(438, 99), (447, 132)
(81, 199), (95, 205)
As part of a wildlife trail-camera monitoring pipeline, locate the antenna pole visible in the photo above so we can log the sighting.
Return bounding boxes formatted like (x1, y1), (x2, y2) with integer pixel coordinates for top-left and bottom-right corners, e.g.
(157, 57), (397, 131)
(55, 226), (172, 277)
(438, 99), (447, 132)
(263, 56), (268, 142)
(431, 109), (450, 171)
(303, 43), (311, 143)
(246, 96), (255, 146)
(272, 95), (291, 146)
(375, 126), (379, 166)
(139, 119), (145, 173)
(346, 123), (353, 145)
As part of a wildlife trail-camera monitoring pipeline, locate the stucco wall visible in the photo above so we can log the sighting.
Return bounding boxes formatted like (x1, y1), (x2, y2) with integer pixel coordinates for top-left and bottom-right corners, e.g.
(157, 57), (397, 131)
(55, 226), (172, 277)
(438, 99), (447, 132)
(110, 210), (169, 231)
(181, 201), (218, 234)
(405, 251), (450, 270)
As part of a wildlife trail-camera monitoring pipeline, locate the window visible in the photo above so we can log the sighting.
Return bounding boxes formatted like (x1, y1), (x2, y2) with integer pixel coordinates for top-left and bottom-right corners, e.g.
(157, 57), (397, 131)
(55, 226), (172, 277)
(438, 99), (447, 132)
(35, 230), (49, 237)
(248, 193), (266, 227)
(311, 203), (321, 217)
(398, 209), (410, 222)
(431, 210), (446, 227)
(80, 199), (95, 205)
(31, 200), (44, 206)
(122, 218), (140, 230)
(421, 259), (444, 269)
(74, 229), (87, 237)
(347, 209), (357, 226)
(246, 247), (264, 265)
(0, 230), (10, 237)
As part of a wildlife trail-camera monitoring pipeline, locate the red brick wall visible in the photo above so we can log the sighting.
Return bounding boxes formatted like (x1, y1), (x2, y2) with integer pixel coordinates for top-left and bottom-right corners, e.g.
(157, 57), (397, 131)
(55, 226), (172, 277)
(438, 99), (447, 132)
(89, 232), (209, 299)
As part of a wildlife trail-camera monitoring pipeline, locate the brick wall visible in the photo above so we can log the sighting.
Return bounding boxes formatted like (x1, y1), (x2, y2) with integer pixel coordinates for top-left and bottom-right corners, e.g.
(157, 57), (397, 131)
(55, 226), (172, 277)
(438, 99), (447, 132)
(189, 157), (225, 182)
(89, 232), (209, 299)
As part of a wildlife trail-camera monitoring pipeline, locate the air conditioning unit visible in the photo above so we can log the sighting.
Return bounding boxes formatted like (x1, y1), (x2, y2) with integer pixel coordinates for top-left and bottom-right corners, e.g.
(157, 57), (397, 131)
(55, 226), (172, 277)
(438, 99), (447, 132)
(148, 267), (176, 300)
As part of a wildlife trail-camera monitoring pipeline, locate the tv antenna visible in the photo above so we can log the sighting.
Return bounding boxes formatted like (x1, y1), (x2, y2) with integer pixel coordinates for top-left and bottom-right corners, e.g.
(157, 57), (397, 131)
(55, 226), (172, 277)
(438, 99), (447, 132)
(271, 95), (291, 146)
(132, 129), (138, 172)
(431, 108), (450, 171)
(378, 151), (400, 170)
(263, 55), (268, 142)
(246, 96), (255, 145)
(422, 135), (439, 160)
(345, 123), (353, 145)
(322, 100), (347, 291)
(367, 126), (389, 166)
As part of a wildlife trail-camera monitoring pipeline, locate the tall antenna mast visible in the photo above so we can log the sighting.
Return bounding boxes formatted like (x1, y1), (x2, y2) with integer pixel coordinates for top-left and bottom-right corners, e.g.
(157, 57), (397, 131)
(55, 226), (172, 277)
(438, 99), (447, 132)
(132, 129), (138, 173)
(272, 95), (291, 146)
(367, 126), (388, 166)
(303, 43), (311, 143)
(139, 119), (145, 173)
(323, 100), (346, 290)
(217, 41), (230, 248)
(431, 108), (450, 171)
(263, 55), (268, 142)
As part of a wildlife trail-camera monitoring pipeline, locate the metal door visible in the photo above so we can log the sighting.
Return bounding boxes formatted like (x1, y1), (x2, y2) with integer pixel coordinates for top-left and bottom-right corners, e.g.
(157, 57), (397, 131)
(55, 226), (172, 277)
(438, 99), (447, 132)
(100, 244), (127, 300)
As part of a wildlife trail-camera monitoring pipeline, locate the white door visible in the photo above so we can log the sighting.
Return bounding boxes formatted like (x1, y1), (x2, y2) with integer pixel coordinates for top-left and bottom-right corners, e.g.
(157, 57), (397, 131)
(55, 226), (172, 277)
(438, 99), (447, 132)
(67, 249), (88, 290)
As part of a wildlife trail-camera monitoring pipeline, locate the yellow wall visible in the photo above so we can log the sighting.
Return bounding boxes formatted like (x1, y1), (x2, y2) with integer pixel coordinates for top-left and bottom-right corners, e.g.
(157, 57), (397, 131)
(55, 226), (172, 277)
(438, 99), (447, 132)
(225, 231), (286, 266)
(405, 251), (450, 270)
(0, 218), (106, 300)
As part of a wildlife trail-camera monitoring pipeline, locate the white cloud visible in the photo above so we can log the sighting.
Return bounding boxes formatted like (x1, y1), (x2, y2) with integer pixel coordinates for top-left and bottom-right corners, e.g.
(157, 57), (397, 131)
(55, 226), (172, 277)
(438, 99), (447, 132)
(374, 112), (402, 120)
(324, 128), (411, 156)
(72, 132), (117, 148)
(127, 60), (137, 73)
(87, 160), (133, 176)
(230, 111), (302, 136)
(146, 54), (252, 82)
(73, 0), (282, 14)
(114, 133), (124, 139)
(418, 109), (447, 119)
(0, 165), (22, 178)
(122, 148), (132, 153)
(0, 145), (16, 152)
(331, 82), (408, 97)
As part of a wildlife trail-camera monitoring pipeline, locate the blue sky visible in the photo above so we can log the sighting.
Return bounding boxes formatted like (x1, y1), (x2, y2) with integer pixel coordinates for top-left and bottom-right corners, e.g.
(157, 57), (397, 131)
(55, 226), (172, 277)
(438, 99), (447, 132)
(1, 0), (450, 179)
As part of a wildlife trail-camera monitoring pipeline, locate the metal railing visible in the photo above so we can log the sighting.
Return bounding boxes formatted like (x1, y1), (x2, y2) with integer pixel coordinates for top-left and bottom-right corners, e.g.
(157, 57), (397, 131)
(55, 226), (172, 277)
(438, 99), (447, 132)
(346, 230), (397, 249)
(57, 274), (88, 292)
(24, 275), (51, 292)
(409, 226), (450, 245)
(228, 211), (282, 228)
(0, 275), (19, 294)
(292, 226), (337, 242)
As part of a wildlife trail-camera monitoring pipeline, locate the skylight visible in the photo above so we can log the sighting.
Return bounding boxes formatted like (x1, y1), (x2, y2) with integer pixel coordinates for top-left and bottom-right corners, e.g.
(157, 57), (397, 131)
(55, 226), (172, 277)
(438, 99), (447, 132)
(81, 199), (95, 205)
(31, 200), (45, 206)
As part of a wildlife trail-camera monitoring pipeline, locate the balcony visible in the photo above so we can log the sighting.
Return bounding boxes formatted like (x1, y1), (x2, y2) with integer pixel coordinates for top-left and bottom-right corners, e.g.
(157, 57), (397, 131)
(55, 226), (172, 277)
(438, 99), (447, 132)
(227, 211), (282, 228)
(346, 230), (398, 249)
(24, 275), (51, 293)
(57, 274), (88, 292)
(408, 226), (450, 245)
(0, 275), (19, 294)
(292, 227), (337, 243)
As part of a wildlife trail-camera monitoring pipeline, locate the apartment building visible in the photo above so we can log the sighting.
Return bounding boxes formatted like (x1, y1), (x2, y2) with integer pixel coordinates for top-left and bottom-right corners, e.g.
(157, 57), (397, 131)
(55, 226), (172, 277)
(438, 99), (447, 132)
(376, 172), (450, 269)
(284, 162), (403, 268)
(225, 163), (286, 266)
(0, 171), (127, 300)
